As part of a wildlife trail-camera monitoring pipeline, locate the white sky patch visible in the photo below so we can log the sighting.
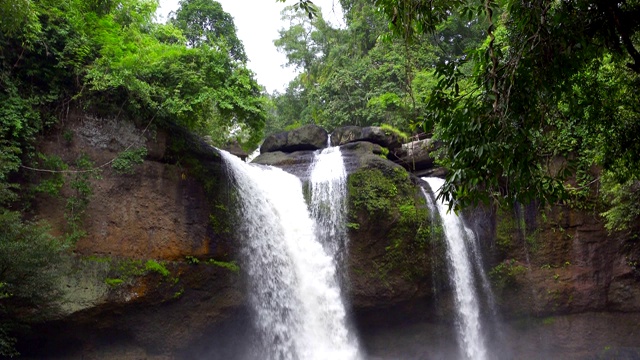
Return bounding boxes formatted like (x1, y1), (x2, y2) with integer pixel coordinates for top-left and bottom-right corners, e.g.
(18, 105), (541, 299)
(156, 0), (344, 94)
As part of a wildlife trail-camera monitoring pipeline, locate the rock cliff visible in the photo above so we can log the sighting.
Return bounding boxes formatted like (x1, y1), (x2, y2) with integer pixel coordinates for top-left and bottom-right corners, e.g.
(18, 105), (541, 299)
(17, 119), (640, 359)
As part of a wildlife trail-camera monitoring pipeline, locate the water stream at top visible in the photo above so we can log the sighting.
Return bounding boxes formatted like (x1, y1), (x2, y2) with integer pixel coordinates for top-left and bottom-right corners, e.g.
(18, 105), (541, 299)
(220, 150), (360, 360)
(423, 177), (489, 360)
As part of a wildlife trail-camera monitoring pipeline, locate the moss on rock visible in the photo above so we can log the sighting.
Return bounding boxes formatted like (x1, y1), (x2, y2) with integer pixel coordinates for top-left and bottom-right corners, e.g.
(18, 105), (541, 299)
(347, 166), (437, 289)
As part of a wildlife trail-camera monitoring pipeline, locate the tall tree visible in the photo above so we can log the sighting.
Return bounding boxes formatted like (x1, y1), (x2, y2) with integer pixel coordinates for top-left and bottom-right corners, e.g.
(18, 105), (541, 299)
(170, 0), (247, 62)
(370, 0), (640, 210)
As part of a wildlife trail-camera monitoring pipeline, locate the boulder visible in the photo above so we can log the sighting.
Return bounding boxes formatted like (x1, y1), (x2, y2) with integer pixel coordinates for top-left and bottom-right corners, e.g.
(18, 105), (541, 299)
(331, 126), (403, 150)
(393, 138), (436, 171)
(260, 124), (328, 153)
(221, 140), (248, 161)
(251, 150), (316, 179)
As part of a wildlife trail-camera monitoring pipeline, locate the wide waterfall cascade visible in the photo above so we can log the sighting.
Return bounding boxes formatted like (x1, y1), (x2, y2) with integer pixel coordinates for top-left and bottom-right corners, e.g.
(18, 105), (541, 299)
(220, 150), (361, 360)
(309, 146), (349, 266)
(423, 177), (490, 360)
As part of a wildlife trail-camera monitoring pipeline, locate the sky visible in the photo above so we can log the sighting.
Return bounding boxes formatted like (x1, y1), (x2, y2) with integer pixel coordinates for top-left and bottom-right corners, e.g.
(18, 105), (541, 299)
(156, 0), (344, 93)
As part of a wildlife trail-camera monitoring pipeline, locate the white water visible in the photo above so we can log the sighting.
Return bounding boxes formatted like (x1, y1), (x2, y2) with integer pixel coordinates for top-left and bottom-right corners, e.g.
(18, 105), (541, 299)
(423, 177), (489, 360)
(220, 150), (360, 360)
(310, 146), (349, 265)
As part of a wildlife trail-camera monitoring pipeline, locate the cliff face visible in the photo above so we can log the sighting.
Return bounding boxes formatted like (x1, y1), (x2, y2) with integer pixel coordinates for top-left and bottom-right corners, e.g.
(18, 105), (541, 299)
(21, 119), (640, 359)
(21, 113), (247, 358)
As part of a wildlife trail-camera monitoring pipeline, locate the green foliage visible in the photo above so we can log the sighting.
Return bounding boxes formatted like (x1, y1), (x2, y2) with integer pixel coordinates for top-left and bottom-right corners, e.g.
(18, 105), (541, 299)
(373, 0), (640, 210)
(112, 147), (148, 174)
(379, 124), (409, 142)
(0, 0), (40, 36)
(270, 1), (438, 133)
(348, 168), (399, 217)
(0, 211), (68, 356)
(185, 255), (200, 264)
(183, 254), (238, 272)
(489, 259), (527, 290)
(144, 260), (171, 277)
(31, 154), (67, 196)
(206, 259), (240, 272)
(64, 155), (100, 243)
(173, 287), (185, 299)
(600, 173), (640, 233)
(0, 0), (267, 210)
(104, 278), (124, 287)
(346, 222), (360, 230)
(348, 166), (434, 280)
(170, 0), (247, 61)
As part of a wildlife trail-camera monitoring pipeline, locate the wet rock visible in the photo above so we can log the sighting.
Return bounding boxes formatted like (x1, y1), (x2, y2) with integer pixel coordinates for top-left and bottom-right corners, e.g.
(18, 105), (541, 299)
(393, 138), (437, 172)
(331, 126), (403, 150)
(221, 140), (249, 161)
(260, 124), (328, 153)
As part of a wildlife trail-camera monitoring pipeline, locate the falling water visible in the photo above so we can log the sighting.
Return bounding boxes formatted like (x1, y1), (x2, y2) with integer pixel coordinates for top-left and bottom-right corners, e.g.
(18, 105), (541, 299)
(309, 146), (349, 266)
(423, 177), (489, 360)
(220, 150), (360, 360)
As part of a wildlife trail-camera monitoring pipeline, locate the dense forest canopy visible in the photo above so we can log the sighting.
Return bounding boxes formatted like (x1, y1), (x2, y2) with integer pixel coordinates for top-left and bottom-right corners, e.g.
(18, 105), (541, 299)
(269, 0), (640, 220)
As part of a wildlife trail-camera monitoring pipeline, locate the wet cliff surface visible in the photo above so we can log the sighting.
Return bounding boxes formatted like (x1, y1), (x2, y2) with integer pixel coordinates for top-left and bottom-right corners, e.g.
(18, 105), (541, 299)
(18, 118), (640, 359)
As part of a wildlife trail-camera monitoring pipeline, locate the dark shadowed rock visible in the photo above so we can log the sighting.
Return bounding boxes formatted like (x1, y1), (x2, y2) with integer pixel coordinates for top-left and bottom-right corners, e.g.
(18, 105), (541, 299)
(222, 140), (249, 161)
(260, 124), (328, 153)
(260, 131), (288, 153)
(331, 126), (403, 150)
(330, 126), (361, 146)
(393, 138), (436, 171)
(251, 150), (316, 179)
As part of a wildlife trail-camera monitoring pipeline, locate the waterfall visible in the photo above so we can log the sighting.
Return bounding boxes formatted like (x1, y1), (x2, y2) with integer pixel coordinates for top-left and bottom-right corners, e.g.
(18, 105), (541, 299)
(220, 150), (361, 360)
(309, 146), (349, 267)
(423, 177), (489, 360)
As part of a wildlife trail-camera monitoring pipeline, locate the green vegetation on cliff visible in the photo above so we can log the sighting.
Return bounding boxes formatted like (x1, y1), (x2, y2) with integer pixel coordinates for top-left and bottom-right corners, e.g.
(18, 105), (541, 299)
(0, 0), (267, 354)
(0, 212), (68, 357)
(348, 167), (439, 281)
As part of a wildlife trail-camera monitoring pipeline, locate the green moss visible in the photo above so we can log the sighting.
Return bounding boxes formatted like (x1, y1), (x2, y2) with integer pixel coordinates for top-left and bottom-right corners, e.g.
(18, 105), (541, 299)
(379, 123), (409, 142)
(379, 147), (390, 159)
(145, 259), (171, 277)
(489, 259), (527, 290)
(185, 255), (200, 264)
(173, 287), (185, 299)
(348, 166), (436, 281)
(348, 168), (401, 218)
(206, 259), (240, 272)
(495, 207), (518, 253)
(185, 255), (240, 272)
(85, 256), (175, 285)
(104, 278), (124, 287)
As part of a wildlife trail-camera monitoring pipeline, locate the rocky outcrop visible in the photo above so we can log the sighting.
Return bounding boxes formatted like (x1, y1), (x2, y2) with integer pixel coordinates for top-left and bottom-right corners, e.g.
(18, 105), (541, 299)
(221, 140), (249, 161)
(260, 124), (328, 153)
(20, 119), (640, 359)
(20, 112), (245, 358)
(392, 138), (447, 177)
(331, 126), (403, 150)
(488, 204), (640, 316)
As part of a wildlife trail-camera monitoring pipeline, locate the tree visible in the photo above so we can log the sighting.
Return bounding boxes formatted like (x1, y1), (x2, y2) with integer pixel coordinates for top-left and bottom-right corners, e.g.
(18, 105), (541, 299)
(170, 0), (247, 62)
(0, 0), (270, 352)
(271, 0), (466, 133)
(371, 0), (640, 210)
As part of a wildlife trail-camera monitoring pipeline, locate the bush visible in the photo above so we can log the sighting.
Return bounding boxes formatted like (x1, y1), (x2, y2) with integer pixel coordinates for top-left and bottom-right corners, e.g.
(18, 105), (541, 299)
(0, 211), (68, 356)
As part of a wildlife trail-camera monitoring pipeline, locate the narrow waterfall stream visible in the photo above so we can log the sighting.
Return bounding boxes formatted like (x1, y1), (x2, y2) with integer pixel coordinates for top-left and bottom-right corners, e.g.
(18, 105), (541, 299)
(220, 150), (361, 360)
(423, 177), (490, 360)
(309, 146), (349, 269)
